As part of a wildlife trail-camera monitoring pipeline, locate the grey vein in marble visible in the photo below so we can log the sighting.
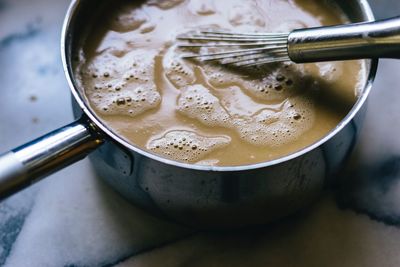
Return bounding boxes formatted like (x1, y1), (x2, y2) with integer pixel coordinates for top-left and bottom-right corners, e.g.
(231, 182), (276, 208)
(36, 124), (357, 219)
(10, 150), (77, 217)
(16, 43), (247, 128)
(0, 22), (40, 49)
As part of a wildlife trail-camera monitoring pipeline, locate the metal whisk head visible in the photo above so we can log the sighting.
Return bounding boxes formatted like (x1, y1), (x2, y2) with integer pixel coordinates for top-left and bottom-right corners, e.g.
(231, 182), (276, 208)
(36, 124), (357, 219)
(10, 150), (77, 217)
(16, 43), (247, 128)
(177, 30), (290, 67)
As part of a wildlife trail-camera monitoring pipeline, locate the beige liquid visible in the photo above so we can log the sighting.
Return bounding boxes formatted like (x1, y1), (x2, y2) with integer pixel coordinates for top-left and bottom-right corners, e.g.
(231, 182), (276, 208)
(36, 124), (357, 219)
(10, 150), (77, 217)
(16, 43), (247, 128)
(74, 0), (366, 166)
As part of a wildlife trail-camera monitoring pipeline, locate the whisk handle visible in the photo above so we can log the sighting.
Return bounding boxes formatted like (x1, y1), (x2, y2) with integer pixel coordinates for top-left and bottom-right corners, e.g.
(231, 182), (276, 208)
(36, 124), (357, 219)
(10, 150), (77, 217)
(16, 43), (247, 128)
(288, 16), (400, 63)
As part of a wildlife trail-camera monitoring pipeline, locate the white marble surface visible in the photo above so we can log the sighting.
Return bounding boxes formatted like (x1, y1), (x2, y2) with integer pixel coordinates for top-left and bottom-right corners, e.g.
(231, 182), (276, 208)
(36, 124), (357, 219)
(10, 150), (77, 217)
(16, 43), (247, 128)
(1, 0), (400, 266)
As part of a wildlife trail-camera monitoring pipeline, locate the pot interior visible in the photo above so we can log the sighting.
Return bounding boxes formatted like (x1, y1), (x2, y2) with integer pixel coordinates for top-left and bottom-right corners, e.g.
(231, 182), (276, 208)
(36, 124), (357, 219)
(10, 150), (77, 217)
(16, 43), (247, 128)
(62, 0), (378, 171)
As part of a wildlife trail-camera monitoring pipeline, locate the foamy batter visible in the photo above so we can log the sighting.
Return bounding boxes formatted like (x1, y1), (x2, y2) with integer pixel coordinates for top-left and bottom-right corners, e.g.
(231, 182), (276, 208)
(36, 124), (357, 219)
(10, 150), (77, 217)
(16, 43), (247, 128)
(74, 0), (366, 166)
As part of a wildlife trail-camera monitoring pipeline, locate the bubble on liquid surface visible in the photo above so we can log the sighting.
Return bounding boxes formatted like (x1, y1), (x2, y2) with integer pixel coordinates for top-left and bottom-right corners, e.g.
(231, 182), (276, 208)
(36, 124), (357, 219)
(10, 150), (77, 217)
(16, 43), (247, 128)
(177, 84), (231, 127)
(81, 49), (161, 117)
(147, 130), (231, 163)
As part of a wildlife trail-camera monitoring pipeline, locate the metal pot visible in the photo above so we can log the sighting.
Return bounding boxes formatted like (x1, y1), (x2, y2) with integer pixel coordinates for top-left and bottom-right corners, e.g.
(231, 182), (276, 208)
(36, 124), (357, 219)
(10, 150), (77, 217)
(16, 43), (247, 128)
(0, 0), (378, 228)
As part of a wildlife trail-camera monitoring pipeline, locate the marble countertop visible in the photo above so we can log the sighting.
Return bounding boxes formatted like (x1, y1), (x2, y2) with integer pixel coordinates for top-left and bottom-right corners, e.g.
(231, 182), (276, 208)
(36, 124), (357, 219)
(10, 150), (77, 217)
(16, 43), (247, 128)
(1, 0), (400, 266)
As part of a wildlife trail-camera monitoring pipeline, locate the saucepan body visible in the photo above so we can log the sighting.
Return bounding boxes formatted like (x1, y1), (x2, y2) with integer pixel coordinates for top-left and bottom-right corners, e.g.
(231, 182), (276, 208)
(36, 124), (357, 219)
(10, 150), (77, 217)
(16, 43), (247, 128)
(0, 0), (378, 228)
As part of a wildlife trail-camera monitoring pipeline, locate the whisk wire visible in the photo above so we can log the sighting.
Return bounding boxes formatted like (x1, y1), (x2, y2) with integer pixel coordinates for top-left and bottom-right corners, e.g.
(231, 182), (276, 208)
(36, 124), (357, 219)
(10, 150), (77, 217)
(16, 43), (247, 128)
(177, 30), (290, 67)
(182, 46), (287, 59)
(199, 30), (289, 37)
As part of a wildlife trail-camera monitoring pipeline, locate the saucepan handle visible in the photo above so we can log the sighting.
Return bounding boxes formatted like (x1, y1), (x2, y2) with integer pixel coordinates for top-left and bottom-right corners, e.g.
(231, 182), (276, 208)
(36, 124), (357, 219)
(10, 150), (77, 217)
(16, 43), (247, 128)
(289, 16), (400, 63)
(0, 117), (103, 200)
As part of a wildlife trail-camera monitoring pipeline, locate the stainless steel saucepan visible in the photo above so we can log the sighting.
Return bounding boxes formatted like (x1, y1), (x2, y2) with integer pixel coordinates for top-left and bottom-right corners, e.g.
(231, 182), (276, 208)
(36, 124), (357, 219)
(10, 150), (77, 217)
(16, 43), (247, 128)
(0, 0), (378, 228)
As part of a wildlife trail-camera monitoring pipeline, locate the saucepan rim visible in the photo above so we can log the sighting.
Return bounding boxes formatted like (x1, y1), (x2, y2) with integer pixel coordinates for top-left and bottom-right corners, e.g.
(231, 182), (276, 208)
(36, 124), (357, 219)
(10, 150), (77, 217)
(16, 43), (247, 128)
(61, 0), (378, 172)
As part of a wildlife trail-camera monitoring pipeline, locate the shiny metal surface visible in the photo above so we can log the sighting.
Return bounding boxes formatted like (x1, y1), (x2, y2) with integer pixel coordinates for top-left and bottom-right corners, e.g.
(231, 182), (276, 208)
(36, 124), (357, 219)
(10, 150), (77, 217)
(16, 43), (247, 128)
(176, 15), (400, 66)
(0, 0), (379, 228)
(289, 16), (400, 63)
(0, 120), (102, 199)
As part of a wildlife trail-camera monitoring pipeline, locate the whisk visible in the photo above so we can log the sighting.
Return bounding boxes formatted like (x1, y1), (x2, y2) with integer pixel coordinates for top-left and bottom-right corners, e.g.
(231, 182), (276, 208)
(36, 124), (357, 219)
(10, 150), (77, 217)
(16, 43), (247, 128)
(177, 16), (400, 67)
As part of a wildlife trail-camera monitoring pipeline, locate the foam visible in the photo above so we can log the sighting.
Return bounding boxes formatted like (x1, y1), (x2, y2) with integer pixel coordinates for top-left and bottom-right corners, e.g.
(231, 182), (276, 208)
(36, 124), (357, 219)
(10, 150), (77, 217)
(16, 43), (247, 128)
(188, 0), (216, 16)
(177, 85), (315, 147)
(147, 130), (231, 163)
(234, 96), (315, 146)
(147, 0), (185, 10)
(109, 7), (149, 33)
(83, 49), (161, 117)
(204, 63), (307, 102)
(315, 62), (343, 81)
(177, 84), (231, 127)
(164, 47), (196, 89)
(228, 3), (266, 29)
